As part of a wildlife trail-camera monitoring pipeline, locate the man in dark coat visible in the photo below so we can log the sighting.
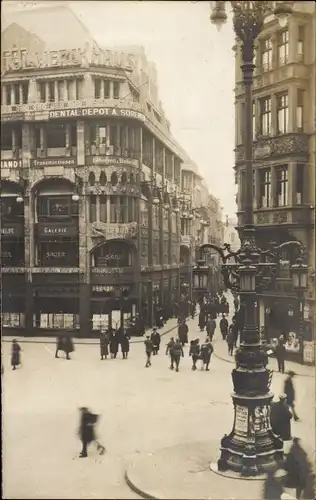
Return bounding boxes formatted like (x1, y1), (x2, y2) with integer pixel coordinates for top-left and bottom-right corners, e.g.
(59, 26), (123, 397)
(226, 329), (234, 356)
(100, 330), (109, 360)
(229, 319), (239, 347)
(134, 314), (145, 336)
(171, 338), (184, 372)
(55, 333), (74, 360)
(121, 332), (130, 359)
(284, 438), (315, 499)
(198, 309), (206, 331)
(270, 394), (293, 442)
(151, 327), (161, 355)
(275, 337), (286, 373)
(109, 330), (119, 359)
(166, 336), (175, 370)
(178, 321), (188, 346)
(11, 339), (21, 370)
(200, 337), (214, 371)
(78, 407), (99, 458)
(189, 338), (200, 371)
(219, 314), (229, 340)
(190, 301), (196, 319)
(144, 335), (153, 367)
(206, 318), (216, 341)
(155, 307), (164, 328)
(284, 371), (299, 421)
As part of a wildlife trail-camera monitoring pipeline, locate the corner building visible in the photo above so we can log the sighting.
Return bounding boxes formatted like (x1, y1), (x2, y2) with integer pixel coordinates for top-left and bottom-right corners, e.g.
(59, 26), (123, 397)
(234, 2), (315, 361)
(1, 9), (187, 336)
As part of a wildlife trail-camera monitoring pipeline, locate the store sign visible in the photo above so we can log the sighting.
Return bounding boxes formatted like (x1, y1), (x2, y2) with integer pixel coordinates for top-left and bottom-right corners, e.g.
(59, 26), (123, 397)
(1, 114), (25, 122)
(92, 267), (123, 275)
(86, 156), (138, 167)
(37, 224), (78, 237)
(30, 158), (76, 168)
(1, 159), (22, 169)
(234, 405), (248, 436)
(0, 225), (23, 237)
(1, 45), (135, 75)
(48, 108), (146, 122)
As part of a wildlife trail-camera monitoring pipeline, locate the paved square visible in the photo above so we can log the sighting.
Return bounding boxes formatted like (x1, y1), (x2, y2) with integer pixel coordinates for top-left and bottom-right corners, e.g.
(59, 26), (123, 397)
(3, 318), (315, 499)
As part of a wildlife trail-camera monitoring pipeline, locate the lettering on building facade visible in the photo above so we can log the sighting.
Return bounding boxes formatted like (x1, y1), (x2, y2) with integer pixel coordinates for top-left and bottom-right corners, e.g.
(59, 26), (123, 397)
(44, 227), (67, 234)
(86, 156), (139, 167)
(48, 108), (146, 122)
(1, 45), (135, 75)
(30, 158), (76, 167)
(1, 159), (23, 169)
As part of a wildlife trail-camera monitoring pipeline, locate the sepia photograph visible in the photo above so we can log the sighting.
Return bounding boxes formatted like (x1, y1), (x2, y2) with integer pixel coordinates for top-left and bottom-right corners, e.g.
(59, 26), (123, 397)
(1, 1), (315, 499)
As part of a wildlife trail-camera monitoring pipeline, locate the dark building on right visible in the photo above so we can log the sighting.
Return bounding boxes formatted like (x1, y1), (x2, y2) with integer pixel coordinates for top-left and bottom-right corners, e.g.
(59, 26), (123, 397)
(234, 2), (315, 364)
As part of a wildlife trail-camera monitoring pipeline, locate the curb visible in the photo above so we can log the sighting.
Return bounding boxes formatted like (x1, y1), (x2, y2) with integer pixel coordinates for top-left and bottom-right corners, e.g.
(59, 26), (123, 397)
(124, 469), (156, 500)
(1, 317), (195, 346)
(212, 345), (314, 379)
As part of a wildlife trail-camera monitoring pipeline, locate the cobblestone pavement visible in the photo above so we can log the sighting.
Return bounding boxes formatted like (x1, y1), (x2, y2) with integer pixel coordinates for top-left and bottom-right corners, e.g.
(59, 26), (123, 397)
(3, 314), (315, 499)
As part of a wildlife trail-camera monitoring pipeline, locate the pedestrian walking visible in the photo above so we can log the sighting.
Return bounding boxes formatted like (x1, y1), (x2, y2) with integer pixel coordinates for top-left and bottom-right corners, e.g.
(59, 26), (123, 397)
(171, 338), (184, 372)
(284, 438), (315, 499)
(77, 407), (105, 458)
(270, 394), (293, 445)
(263, 466), (284, 500)
(166, 336), (175, 370)
(55, 333), (74, 360)
(226, 329), (234, 356)
(284, 371), (299, 421)
(109, 330), (119, 359)
(178, 320), (188, 346)
(189, 338), (200, 371)
(233, 295), (239, 311)
(275, 337), (286, 373)
(121, 333), (130, 359)
(198, 308), (206, 331)
(219, 314), (229, 340)
(11, 339), (21, 370)
(206, 317), (216, 341)
(229, 318), (239, 347)
(144, 335), (153, 367)
(190, 301), (196, 319)
(100, 330), (109, 360)
(151, 327), (161, 355)
(200, 337), (214, 371)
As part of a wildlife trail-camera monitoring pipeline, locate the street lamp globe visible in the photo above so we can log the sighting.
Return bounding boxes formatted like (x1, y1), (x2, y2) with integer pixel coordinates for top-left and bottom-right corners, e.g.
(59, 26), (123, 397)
(16, 195), (23, 203)
(210, 1), (227, 31)
(174, 207), (180, 214)
(152, 197), (160, 205)
(291, 257), (308, 291)
(274, 1), (294, 28)
(72, 193), (80, 202)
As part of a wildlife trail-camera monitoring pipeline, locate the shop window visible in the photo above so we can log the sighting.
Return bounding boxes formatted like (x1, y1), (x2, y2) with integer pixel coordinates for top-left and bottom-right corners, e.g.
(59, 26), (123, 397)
(46, 123), (66, 148)
(2, 313), (25, 327)
(100, 195), (107, 222)
(38, 241), (79, 267)
(94, 242), (132, 267)
(38, 196), (72, 218)
(89, 195), (97, 222)
(1, 197), (24, 217)
(1, 241), (25, 266)
(39, 313), (79, 329)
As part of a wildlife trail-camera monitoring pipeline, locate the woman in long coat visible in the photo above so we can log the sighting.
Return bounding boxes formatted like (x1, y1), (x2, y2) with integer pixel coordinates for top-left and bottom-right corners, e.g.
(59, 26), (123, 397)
(121, 334), (130, 359)
(198, 309), (206, 331)
(11, 339), (21, 370)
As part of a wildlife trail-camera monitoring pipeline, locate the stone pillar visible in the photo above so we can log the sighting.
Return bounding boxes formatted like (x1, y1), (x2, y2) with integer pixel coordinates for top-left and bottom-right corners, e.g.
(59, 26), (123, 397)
(288, 86), (297, 133)
(288, 162), (296, 206)
(82, 73), (93, 100)
(79, 185), (91, 337)
(271, 166), (277, 208)
(24, 194), (34, 333)
(271, 94), (278, 136)
(77, 120), (85, 166)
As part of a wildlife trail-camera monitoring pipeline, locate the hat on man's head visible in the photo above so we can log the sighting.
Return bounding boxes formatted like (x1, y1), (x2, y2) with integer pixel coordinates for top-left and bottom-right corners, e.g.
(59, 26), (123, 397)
(279, 394), (287, 400)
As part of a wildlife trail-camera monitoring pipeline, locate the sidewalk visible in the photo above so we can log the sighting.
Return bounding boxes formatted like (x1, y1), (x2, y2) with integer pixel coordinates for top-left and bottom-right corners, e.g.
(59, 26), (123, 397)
(213, 337), (315, 378)
(1, 316), (184, 345)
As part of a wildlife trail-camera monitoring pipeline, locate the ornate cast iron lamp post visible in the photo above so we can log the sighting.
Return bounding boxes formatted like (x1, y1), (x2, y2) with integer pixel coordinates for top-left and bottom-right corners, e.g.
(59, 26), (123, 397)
(192, 1), (310, 477)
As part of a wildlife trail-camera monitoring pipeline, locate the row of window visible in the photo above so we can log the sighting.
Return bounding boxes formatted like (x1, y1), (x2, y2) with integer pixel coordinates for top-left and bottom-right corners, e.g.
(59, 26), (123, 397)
(94, 78), (120, 100)
(89, 195), (137, 223)
(240, 164), (305, 208)
(258, 27), (304, 72)
(238, 88), (305, 143)
(1, 313), (137, 329)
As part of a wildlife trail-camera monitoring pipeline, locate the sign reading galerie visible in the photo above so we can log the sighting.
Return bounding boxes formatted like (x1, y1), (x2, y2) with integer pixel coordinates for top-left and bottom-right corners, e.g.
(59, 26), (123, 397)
(37, 224), (78, 237)
(48, 108), (146, 122)
(30, 158), (77, 167)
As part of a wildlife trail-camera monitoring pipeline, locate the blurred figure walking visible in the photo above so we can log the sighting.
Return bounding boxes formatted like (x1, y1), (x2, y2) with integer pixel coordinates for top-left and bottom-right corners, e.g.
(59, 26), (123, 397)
(78, 407), (105, 458)
(11, 339), (22, 370)
(284, 438), (315, 499)
(200, 337), (214, 371)
(166, 336), (175, 370)
(100, 330), (109, 360)
(144, 335), (153, 367)
(189, 338), (200, 371)
(284, 371), (299, 421)
(171, 338), (184, 372)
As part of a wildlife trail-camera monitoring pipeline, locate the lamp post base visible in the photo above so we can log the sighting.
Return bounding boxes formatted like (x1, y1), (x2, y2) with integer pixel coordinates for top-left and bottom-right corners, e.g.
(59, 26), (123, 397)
(217, 393), (284, 476)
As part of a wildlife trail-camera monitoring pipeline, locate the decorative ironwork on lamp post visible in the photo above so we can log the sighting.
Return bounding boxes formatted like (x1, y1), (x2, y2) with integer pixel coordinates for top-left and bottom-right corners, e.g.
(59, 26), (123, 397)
(193, 0), (309, 477)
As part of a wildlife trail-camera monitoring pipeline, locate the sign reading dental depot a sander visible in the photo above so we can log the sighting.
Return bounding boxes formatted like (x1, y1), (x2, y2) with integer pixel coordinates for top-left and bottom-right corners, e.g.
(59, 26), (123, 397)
(48, 107), (146, 121)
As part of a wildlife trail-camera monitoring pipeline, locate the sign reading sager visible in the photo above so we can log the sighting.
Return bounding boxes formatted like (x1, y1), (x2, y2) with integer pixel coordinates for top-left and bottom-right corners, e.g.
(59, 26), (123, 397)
(48, 108), (146, 122)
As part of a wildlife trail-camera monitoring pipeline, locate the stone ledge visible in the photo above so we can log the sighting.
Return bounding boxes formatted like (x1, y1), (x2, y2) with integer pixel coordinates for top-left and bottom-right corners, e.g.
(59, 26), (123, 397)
(125, 441), (296, 500)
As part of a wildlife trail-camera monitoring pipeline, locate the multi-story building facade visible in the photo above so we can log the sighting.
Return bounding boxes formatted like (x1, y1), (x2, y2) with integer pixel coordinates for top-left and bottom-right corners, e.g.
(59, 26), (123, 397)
(0, 4), (222, 335)
(234, 2), (315, 360)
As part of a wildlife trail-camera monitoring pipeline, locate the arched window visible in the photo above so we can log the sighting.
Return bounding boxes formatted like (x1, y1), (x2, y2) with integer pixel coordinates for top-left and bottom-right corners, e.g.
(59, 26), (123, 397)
(111, 171), (118, 186)
(100, 171), (107, 186)
(88, 172), (96, 186)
